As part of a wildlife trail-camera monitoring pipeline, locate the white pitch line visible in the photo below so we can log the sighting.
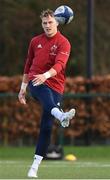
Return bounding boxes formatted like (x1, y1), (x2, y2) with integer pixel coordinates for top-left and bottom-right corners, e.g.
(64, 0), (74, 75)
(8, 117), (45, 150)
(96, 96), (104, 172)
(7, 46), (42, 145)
(0, 160), (110, 168)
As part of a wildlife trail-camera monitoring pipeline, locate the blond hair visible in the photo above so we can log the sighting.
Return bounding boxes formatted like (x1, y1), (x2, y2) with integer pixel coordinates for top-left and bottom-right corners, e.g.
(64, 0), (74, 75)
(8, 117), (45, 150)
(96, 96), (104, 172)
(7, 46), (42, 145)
(40, 9), (54, 19)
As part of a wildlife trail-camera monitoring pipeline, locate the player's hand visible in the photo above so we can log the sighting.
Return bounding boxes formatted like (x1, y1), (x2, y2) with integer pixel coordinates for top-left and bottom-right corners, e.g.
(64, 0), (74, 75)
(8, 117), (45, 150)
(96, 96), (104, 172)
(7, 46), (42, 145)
(32, 74), (46, 86)
(18, 89), (26, 105)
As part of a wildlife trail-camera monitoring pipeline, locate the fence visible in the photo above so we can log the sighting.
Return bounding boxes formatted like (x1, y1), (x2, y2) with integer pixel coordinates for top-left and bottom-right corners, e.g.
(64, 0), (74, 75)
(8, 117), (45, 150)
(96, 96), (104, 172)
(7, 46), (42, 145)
(0, 92), (110, 146)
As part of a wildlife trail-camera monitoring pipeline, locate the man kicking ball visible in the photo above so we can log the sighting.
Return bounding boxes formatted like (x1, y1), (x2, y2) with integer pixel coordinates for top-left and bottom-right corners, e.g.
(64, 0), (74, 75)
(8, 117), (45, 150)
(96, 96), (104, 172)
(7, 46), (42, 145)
(18, 9), (75, 178)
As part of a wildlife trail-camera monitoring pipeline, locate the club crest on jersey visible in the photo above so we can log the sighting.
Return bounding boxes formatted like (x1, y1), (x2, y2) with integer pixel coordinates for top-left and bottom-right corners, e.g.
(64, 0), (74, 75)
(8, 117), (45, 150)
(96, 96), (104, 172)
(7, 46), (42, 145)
(50, 45), (58, 55)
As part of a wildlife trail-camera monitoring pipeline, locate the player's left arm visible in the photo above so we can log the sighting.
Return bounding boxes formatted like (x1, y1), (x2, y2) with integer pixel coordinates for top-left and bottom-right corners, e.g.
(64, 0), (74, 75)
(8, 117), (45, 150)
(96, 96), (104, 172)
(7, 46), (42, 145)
(52, 40), (71, 73)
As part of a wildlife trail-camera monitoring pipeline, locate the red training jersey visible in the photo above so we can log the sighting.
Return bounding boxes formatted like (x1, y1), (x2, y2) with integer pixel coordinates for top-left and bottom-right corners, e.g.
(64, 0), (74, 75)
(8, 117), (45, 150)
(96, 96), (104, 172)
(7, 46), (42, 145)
(24, 31), (71, 94)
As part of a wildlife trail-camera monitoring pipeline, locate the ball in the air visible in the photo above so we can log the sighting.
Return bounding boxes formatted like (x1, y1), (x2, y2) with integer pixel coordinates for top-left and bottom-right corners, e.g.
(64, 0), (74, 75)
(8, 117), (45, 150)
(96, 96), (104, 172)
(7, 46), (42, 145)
(54, 5), (74, 24)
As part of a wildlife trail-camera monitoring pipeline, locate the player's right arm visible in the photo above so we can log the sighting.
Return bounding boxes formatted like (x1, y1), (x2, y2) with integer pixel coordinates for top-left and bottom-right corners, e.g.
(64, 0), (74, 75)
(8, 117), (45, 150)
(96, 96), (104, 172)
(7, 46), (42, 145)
(18, 74), (28, 104)
(18, 39), (34, 104)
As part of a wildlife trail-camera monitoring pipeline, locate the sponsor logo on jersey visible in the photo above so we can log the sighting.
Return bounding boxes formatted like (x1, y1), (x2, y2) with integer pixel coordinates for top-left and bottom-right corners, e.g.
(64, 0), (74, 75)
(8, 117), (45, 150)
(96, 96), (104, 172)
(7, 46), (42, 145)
(61, 51), (69, 56)
(37, 44), (42, 48)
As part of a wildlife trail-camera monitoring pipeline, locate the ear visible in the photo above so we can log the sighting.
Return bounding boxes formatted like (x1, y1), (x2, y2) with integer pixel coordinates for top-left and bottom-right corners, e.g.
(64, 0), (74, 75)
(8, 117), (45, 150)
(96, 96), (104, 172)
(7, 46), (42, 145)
(56, 20), (59, 27)
(41, 22), (44, 28)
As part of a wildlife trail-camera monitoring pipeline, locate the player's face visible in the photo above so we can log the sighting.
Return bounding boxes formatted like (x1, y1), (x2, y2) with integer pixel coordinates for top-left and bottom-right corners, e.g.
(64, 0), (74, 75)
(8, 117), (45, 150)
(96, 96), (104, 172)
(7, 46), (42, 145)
(42, 15), (58, 37)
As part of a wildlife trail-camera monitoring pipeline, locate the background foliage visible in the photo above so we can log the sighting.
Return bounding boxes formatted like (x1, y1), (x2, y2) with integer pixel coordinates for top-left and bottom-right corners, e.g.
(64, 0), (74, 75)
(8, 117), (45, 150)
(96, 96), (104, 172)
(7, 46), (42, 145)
(0, 0), (110, 76)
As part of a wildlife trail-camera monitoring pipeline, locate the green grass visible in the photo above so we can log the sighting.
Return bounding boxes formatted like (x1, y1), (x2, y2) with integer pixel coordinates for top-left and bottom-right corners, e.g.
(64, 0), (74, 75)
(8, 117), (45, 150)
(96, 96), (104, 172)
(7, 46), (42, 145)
(0, 146), (110, 179)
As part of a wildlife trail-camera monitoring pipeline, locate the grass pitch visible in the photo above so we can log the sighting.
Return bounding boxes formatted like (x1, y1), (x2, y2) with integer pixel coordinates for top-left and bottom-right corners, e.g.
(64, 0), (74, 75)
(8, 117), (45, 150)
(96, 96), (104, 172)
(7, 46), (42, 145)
(0, 146), (110, 179)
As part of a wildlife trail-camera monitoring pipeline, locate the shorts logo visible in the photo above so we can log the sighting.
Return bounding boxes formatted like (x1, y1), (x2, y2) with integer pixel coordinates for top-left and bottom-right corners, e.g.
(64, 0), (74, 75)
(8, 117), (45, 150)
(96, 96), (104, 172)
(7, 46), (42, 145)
(57, 102), (60, 106)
